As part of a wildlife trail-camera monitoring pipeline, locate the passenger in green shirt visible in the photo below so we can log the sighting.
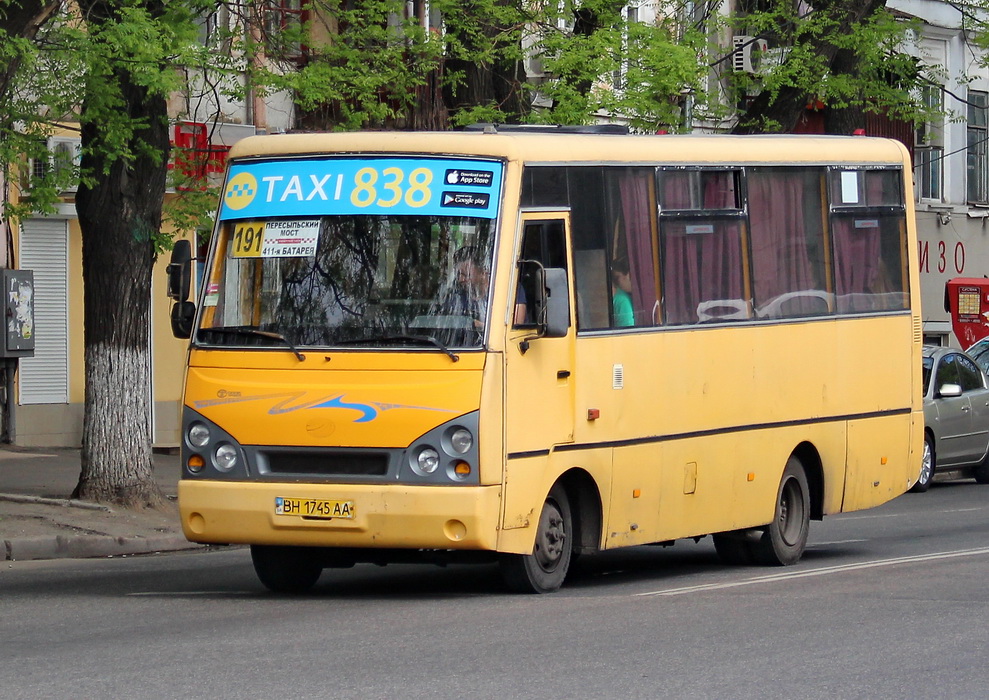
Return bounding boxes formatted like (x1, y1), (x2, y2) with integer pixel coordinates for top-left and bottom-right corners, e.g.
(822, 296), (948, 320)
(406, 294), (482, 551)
(612, 259), (634, 327)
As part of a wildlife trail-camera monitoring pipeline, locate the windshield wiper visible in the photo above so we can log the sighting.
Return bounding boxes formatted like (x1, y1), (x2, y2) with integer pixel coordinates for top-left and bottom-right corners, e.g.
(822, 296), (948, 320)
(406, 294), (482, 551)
(198, 326), (306, 362)
(334, 334), (460, 362)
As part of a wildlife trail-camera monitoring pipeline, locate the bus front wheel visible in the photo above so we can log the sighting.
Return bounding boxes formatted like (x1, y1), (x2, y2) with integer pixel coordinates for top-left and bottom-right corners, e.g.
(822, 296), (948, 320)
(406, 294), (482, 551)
(251, 545), (323, 593)
(499, 484), (573, 593)
(751, 457), (810, 566)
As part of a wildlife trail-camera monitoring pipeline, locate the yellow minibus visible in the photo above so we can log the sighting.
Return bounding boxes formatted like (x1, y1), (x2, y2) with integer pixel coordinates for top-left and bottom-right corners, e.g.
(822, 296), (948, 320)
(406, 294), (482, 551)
(167, 127), (923, 593)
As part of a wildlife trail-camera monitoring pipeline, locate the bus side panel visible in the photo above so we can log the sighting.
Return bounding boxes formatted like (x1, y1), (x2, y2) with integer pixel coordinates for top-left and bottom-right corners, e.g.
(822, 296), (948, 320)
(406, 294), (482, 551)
(842, 412), (918, 512)
(606, 423), (848, 548)
(496, 449), (613, 555)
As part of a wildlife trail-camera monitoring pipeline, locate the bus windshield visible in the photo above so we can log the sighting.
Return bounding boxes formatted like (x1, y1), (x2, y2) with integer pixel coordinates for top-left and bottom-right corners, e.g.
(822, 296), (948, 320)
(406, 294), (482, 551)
(198, 214), (495, 351)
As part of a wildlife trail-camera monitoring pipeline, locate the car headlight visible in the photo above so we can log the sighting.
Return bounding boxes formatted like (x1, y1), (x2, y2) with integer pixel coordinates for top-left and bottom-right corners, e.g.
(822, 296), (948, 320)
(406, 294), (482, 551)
(214, 443), (239, 472)
(188, 421), (211, 448)
(415, 447), (440, 475)
(449, 428), (473, 454)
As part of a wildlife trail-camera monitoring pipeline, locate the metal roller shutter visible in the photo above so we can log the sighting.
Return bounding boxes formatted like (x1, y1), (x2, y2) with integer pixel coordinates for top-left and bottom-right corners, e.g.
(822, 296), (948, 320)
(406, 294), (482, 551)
(18, 218), (69, 404)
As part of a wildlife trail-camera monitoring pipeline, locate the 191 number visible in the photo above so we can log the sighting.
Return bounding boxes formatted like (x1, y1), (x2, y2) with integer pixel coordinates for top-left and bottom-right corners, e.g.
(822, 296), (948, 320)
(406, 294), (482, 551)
(350, 167), (432, 209)
(231, 222), (264, 257)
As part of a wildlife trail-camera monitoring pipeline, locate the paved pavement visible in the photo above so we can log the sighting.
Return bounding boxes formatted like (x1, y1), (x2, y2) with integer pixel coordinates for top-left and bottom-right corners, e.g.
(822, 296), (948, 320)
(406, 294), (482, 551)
(0, 445), (205, 562)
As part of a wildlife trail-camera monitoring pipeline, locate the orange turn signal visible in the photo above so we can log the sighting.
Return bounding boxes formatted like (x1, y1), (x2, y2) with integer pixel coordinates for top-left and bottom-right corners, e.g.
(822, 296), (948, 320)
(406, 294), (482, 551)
(187, 454), (205, 473)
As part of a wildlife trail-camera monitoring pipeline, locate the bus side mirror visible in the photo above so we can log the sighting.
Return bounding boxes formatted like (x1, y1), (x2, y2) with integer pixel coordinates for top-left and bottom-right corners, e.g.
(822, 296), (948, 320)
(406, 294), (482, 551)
(171, 301), (196, 340)
(167, 239), (193, 302)
(542, 267), (570, 338)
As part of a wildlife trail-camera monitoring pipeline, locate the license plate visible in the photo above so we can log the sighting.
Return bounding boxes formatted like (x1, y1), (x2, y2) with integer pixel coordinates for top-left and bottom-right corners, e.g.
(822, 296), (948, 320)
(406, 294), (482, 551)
(275, 497), (355, 519)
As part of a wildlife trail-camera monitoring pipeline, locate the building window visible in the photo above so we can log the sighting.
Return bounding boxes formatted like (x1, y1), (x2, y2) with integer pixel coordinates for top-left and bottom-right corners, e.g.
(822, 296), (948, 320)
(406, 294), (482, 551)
(263, 0), (305, 61)
(968, 90), (989, 203)
(916, 85), (943, 201)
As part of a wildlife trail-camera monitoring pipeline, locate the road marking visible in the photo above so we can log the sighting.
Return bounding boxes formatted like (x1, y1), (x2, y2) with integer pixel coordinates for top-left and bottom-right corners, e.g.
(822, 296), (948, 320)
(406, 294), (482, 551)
(836, 506), (986, 521)
(836, 512), (913, 521)
(942, 508), (984, 513)
(808, 539), (866, 546)
(635, 546), (989, 597)
(127, 591), (256, 597)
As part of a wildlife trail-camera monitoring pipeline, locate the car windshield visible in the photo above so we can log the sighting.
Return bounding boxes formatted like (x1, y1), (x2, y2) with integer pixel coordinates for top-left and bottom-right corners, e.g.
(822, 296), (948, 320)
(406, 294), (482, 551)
(198, 215), (495, 350)
(968, 341), (989, 375)
(922, 356), (933, 395)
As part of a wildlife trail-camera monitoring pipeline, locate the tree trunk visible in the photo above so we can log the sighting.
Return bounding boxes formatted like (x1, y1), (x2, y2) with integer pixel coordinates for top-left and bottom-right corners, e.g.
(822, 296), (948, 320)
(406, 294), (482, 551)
(71, 1), (169, 507)
(443, 0), (528, 122)
(822, 47), (868, 135)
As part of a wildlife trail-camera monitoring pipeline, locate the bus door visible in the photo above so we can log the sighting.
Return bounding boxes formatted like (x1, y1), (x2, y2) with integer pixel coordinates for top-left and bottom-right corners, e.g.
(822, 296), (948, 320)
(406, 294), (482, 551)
(505, 215), (576, 455)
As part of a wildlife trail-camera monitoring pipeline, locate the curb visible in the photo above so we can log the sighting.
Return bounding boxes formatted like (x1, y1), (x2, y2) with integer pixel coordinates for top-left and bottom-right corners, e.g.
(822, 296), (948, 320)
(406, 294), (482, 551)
(0, 493), (114, 510)
(3, 534), (203, 561)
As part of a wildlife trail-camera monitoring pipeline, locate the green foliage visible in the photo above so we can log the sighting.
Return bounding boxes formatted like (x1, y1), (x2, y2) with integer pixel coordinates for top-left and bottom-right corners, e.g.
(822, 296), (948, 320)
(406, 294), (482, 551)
(263, 0), (445, 130)
(0, 0), (981, 225)
(163, 173), (220, 247)
(727, 1), (930, 132)
(448, 103), (509, 128)
(524, 1), (707, 131)
(0, 2), (216, 220)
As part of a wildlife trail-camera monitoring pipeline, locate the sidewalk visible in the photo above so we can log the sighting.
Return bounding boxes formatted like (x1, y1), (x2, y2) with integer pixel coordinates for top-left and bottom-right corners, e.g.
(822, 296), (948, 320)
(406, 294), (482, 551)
(0, 446), (204, 561)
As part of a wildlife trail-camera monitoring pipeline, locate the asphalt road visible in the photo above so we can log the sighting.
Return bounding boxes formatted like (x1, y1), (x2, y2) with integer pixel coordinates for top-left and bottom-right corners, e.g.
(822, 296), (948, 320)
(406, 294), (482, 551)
(3, 482), (989, 699)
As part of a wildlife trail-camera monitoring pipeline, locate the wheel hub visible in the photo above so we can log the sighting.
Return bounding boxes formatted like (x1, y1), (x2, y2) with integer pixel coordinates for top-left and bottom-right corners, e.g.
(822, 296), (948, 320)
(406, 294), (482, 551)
(778, 477), (805, 547)
(534, 502), (566, 571)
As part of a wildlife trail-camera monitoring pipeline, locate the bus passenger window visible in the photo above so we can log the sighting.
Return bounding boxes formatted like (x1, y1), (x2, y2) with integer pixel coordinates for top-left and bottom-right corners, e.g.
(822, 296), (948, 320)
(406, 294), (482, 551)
(569, 167), (659, 331)
(660, 220), (748, 325)
(748, 168), (831, 319)
(604, 169), (659, 329)
(828, 168), (909, 314)
(658, 169), (749, 326)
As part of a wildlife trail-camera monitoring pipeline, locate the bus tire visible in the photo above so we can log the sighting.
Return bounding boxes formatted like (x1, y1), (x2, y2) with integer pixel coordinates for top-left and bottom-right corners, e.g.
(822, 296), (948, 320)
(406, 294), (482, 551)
(911, 434), (935, 492)
(499, 484), (572, 593)
(251, 545), (323, 593)
(751, 457), (810, 566)
(712, 532), (754, 565)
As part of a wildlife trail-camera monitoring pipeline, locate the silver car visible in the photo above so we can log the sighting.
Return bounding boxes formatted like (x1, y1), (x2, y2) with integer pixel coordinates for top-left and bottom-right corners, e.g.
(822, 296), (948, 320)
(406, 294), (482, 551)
(917, 345), (989, 491)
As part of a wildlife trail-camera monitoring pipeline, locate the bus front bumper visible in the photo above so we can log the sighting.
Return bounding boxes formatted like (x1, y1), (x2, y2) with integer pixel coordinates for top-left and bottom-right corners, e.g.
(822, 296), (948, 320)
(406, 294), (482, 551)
(178, 480), (503, 551)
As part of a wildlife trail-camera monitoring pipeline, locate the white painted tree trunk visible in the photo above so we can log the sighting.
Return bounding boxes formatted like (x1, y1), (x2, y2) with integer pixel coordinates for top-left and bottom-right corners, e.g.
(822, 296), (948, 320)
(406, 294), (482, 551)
(74, 342), (161, 506)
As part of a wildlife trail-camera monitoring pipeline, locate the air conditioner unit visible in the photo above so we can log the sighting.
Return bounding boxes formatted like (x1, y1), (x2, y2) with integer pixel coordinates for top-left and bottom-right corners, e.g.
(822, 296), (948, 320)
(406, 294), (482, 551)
(760, 47), (787, 74)
(915, 120), (943, 148)
(528, 55), (546, 79)
(29, 137), (82, 193)
(733, 35), (769, 74)
(915, 124), (930, 148)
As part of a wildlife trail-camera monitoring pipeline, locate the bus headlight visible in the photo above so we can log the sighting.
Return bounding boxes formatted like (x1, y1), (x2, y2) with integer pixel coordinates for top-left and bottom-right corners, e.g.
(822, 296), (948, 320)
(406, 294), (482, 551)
(188, 421), (211, 448)
(449, 428), (473, 454)
(415, 447), (440, 475)
(214, 443), (239, 472)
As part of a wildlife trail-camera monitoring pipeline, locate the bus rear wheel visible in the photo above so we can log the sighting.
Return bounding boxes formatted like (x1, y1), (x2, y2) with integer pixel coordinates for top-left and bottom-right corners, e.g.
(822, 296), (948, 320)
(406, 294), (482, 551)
(251, 545), (323, 593)
(499, 484), (573, 593)
(751, 457), (810, 566)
